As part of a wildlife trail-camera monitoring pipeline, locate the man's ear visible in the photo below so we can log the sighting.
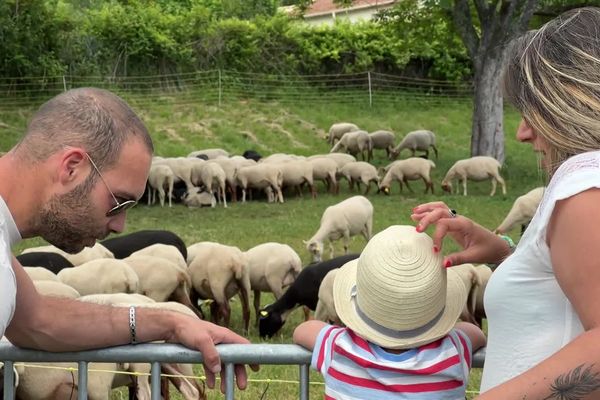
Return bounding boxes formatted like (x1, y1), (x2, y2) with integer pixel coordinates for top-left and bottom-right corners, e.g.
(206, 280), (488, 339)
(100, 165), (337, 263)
(57, 148), (88, 185)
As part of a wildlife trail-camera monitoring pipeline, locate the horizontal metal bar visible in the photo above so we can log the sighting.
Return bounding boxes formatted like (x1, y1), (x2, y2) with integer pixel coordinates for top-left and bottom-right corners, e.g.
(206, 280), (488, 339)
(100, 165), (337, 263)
(0, 343), (485, 368)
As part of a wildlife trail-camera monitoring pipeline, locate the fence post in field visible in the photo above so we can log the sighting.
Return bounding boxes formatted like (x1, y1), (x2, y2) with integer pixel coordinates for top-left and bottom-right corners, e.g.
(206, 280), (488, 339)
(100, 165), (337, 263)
(62, 76), (67, 92)
(218, 69), (222, 107)
(367, 71), (372, 108)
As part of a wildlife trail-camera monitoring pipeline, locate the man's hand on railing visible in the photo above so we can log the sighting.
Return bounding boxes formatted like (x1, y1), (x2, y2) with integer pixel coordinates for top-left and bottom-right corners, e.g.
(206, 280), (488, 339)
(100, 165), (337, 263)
(168, 315), (260, 393)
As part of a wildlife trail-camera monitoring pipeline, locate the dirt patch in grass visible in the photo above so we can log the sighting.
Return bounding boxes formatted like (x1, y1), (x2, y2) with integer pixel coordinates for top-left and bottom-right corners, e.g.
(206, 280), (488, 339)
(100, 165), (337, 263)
(162, 128), (186, 142)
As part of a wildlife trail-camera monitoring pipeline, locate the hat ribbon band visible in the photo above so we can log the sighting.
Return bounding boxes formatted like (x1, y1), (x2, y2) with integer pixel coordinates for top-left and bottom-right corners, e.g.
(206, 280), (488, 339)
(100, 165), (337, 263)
(351, 286), (445, 339)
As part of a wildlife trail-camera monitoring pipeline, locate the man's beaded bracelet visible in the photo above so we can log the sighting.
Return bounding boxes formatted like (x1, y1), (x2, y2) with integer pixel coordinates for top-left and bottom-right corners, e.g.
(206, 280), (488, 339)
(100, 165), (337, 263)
(129, 306), (137, 344)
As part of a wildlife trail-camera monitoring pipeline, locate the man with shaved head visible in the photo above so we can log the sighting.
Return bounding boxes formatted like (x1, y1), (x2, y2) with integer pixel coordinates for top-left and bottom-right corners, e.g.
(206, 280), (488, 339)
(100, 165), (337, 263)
(0, 88), (256, 391)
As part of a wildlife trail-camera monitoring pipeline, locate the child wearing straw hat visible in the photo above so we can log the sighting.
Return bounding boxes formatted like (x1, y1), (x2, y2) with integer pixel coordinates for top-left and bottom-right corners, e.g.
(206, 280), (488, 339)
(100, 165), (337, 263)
(294, 225), (486, 399)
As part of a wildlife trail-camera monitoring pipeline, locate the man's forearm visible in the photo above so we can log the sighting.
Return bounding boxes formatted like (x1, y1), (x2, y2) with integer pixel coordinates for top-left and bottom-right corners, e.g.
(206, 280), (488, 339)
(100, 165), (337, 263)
(6, 296), (179, 351)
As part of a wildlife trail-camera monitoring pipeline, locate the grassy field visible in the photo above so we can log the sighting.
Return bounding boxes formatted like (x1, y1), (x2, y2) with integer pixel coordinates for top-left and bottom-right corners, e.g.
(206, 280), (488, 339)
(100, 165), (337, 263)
(2, 96), (543, 399)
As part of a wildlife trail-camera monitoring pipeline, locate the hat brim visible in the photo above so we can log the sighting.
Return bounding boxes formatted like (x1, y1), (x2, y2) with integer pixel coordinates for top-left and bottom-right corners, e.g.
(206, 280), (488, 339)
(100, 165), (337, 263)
(333, 259), (467, 349)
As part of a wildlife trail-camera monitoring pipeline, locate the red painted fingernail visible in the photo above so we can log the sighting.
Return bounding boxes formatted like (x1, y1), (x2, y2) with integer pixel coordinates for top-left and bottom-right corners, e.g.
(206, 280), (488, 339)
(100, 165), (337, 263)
(444, 260), (452, 268)
(416, 225), (422, 232)
(413, 207), (419, 212)
(433, 246), (439, 253)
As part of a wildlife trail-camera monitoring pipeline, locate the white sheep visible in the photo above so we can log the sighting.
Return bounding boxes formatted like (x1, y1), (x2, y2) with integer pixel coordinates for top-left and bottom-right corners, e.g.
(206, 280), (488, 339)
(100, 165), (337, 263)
(24, 267), (60, 282)
(260, 153), (306, 164)
(187, 148), (229, 159)
(147, 163), (175, 207)
(152, 157), (196, 192)
(441, 156), (507, 196)
(57, 258), (139, 295)
(378, 157), (436, 194)
(190, 160), (227, 207)
(129, 243), (188, 272)
(314, 268), (342, 325)
(307, 156), (338, 194)
(308, 153), (357, 171)
(330, 130), (372, 161)
(368, 130), (395, 159)
(33, 280), (81, 299)
(327, 122), (360, 145)
(272, 160), (316, 198)
(234, 163), (284, 203)
(21, 242), (114, 266)
(339, 161), (379, 195)
(211, 156), (239, 202)
(187, 242), (251, 332)
(494, 187), (544, 235)
(304, 195), (373, 262)
(182, 187), (217, 208)
(244, 242), (302, 325)
(390, 129), (438, 160)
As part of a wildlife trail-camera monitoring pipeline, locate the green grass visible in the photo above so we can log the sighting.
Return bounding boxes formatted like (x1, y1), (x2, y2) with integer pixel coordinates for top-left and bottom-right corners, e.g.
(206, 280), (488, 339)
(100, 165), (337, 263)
(3, 96), (542, 399)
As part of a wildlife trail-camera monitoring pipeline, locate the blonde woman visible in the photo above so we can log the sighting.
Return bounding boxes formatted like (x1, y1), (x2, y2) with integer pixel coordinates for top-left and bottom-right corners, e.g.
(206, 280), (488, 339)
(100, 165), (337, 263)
(413, 7), (600, 399)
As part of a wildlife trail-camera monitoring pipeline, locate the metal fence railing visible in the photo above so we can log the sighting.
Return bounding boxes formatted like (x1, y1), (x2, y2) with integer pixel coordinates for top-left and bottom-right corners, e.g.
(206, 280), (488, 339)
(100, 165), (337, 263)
(0, 342), (486, 399)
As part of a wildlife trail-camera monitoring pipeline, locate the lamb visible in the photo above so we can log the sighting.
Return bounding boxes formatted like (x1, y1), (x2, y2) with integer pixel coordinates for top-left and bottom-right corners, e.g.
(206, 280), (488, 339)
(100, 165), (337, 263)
(258, 254), (359, 338)
(307, 156), (338, 194)
(304, 195), (373, 262)
(183, 186), (217, 208)
(390, 129), (438, 160)
(314, 268), (342, 325)
(187, 242), (251, 332)
(378, 157), (436, 194)
(339, 161), (379, 195)
(187, 148), (229, 159)
(441, 156), (507, 196)
(244, 242), (303, 325)
(494, 186), (545, 235)
(234, 163), (284, 203)
(326, 122), (360, 145)
(57, 258), (139, 295)
(100, 230), (187, 261)
(368, 130), (396, 159)
(16, 251), (74, 274)
(147, 163), (175, 207)
(330, 130), (372, 161)
(21, 242), (114, 266)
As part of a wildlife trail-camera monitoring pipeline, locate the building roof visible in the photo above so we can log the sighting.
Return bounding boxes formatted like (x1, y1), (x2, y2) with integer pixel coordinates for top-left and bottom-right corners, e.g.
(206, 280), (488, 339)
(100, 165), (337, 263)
(305, 0), (397, 17)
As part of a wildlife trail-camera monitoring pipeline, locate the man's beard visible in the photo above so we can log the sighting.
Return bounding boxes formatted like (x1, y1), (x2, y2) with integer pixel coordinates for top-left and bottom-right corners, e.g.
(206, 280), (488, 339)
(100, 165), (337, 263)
(36, 177), (107, 253)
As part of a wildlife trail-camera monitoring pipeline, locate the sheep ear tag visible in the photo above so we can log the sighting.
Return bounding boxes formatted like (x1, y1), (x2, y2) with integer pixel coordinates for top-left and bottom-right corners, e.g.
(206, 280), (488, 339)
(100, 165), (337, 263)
(260, 311), (269, 317)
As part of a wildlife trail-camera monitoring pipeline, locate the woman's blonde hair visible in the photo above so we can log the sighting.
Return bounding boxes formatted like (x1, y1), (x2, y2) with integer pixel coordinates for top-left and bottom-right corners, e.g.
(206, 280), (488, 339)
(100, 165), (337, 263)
(503, 7), (600, 176)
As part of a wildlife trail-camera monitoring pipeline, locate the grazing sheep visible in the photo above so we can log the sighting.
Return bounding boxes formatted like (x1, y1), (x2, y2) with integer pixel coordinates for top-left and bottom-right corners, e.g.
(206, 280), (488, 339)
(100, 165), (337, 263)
(129, 243), (188, 272)
(187, 242), (251, 332)
(34, 280), (81, 299)
(451, 263), (484, 326)
(16, 251), (74, 274)
(327, 122), (360, 145)
(100, 230), (187, 261)
(330, 130), (372, 161)
(191, 161), (228, 207)
(272, 160), (316, 199)
(260, 153), (306, 164)
(390, 129), (438, 160)
(307, 156), (339, 194)
(234, 164), (284, 203)
(378, 157), (436, 194)
(258, 254), (359, 338)
(24, 267), (59, 282)
(183, 186), (217, 208)
(314, 268), (342, 325)
(304, 195), (373, 262)
(339, 161), (379, 195)
(147, 163), (175, 207)
(152, 157), (196, 192)
(441, 156), (507, 196)
(244, 243), (303, 325)
(187, 148), (229, 159)
(211, 156), (239, 202)
(242, 149), (262, 162)
(57, 259), (139, 296)
(308, 153), (357, 171)
(368, 130), (396, 159)
(21, 242), (114, 266)
(494, 187), (544, 235)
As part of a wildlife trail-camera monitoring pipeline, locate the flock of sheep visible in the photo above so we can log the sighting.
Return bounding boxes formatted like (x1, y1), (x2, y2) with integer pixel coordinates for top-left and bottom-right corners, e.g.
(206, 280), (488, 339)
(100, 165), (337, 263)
(7, 121), (548, 399)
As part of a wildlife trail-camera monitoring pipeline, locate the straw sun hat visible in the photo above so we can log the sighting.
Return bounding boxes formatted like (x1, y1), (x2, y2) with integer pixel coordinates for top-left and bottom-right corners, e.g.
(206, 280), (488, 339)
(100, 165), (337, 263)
(333, 225), (467, 349)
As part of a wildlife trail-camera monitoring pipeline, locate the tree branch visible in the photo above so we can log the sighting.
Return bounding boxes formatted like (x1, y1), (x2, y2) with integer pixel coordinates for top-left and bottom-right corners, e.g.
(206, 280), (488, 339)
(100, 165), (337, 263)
(452, 0), (481, 63)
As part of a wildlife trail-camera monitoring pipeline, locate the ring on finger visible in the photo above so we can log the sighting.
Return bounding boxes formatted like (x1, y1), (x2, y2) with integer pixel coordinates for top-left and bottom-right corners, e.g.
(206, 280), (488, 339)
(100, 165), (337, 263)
(448, 208), (457, 218)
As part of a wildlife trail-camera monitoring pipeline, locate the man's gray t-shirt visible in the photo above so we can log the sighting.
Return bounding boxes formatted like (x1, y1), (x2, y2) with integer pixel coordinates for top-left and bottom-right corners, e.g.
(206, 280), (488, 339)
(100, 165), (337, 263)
(0, 195), (21, 337)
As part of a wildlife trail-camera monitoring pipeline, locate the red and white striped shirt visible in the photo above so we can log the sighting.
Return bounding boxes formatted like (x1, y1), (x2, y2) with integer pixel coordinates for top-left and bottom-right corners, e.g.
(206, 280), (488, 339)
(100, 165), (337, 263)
(311, 325), (472, 400)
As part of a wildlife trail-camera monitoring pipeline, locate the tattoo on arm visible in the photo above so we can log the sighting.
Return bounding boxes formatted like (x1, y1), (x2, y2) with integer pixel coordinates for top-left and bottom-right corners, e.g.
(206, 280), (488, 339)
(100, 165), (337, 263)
(543, 364), (600, 400)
